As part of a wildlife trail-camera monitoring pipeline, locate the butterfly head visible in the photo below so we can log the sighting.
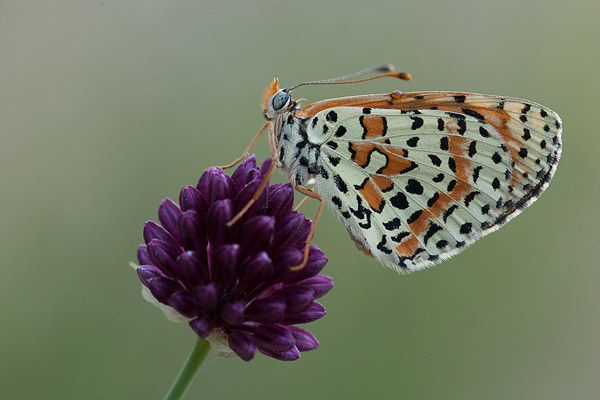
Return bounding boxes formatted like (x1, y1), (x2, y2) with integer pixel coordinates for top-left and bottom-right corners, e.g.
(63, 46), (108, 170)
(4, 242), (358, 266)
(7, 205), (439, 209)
(261, 78), (292, 121)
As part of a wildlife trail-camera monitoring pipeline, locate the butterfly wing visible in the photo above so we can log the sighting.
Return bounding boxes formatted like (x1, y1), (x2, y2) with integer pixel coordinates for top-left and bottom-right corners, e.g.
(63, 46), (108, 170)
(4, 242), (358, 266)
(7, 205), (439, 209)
(390, 92), (563, 215)
(301, 91), (563, 218)
(303, 97), (560, 273)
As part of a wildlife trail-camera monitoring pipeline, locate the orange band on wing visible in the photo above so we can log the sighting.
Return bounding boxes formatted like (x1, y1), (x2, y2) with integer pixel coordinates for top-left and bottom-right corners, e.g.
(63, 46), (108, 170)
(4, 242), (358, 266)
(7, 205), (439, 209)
(374, 145), (414, 176)
(357, 179), (385, 213)
(360, 115), (387, 139)
(427, 191), (454, 219)
(446, 134), (471, 201)
(350, 143), (414, 176)
(395, 235), (419, 258)
(349, 143), (375, 167)
(372, 175), (394, 191)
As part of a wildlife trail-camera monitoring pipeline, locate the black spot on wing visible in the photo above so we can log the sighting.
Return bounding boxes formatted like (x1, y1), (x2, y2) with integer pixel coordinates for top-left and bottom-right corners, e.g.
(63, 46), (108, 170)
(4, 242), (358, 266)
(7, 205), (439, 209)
(437, 118), (445, 131)
(423, 223), (443, 245)
(411, 116), (424, 130)
(407, 137), (420, 147)
(492, 152), (502, 164)
(353, 177), (369, 190)
(464, 191), (480, 207)
(328, 155), (340, 166)
(468, 141), (477, 157)
(448, 157), (456, 173)
(319, 165), (329, 180)
(332, 196), (342, 208)
(326, 110), (338, 122)
(440, 137), (449, 151)
(519, 148), (528, 158)
(457, 119), (467, 135)
(447, 179), (457, 192)
(383, 218), (401, 230)
(481, 204), (490, 215)
(446, 112), (466, 120)
(333, 174), (348, 193)
(427, 192), (440, 207)
(390, 192), (409, 209)
(443, 204), (458, 223)
(460, 222), (472, 235)
(406, 179), (424, 195)
(376, 235), (393, 254)
(492, 177), (500, 190)
(349, 196), (372, 229)
(407, 210), (423, 224)
(472, 166), (482, 183)
(392, 231), (410, 242)
(428, 154), (442, 167)
(461, 108), (485, 121)
(436, 239), (448, 249)
(334, 126), (347, 137)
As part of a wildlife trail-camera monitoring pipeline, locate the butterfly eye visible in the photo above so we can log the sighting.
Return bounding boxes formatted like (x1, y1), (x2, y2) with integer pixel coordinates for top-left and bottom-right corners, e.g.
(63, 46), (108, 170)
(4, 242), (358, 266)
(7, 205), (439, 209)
(272, 91), (291, 111)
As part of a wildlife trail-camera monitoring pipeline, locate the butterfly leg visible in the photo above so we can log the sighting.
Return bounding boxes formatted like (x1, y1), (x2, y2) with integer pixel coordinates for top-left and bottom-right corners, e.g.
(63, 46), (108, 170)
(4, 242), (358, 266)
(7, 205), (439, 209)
(226, 155), (279, 227)
(293, 196), (310, 212)
(216, 122), (269, 170)
(290, 185), (324, 271)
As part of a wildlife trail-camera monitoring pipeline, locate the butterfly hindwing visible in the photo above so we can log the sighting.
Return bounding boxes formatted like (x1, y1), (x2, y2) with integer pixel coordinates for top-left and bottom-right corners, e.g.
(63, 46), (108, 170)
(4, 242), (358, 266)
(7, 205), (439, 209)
(385, 92), (562, 216)
(307, 106), (515, 272)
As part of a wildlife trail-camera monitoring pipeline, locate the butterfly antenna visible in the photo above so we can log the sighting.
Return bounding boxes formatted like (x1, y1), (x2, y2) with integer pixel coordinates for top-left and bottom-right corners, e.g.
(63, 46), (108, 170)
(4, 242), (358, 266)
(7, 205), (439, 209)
(288, 64), (411, 91)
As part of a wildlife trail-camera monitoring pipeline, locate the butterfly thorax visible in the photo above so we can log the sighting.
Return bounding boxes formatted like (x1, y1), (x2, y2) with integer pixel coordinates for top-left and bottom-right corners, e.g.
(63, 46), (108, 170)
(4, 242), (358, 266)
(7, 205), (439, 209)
(273, 108), (322, 187)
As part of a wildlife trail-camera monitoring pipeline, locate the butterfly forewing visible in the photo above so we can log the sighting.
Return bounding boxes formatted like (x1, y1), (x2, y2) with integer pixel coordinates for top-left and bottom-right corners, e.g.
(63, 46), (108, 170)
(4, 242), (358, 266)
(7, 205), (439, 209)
(301, 92), (562, 210)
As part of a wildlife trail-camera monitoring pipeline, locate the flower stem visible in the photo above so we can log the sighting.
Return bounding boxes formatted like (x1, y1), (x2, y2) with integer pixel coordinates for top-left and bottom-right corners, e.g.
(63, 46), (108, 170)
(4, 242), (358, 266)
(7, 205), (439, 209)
(163, 338), (211, 400)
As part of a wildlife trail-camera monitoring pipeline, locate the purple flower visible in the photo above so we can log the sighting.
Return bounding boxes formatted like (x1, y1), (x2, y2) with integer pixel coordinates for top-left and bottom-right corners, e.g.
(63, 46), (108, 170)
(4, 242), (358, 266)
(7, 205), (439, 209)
(136, 156), (333, 361)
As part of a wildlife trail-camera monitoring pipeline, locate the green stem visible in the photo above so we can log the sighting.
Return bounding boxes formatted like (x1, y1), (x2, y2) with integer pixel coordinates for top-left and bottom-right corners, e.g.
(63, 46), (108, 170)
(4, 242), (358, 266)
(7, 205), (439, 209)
(163, 338), (211, 400)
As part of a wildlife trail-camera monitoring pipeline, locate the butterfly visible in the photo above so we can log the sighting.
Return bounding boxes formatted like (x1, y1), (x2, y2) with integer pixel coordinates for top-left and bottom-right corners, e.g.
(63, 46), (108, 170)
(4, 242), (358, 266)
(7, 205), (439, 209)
(224, 65), (562, 273)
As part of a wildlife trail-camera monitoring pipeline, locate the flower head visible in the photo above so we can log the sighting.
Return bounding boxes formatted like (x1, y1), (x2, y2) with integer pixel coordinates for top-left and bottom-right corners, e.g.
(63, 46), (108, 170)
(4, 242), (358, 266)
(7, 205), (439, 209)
(136, 156), (333, 361)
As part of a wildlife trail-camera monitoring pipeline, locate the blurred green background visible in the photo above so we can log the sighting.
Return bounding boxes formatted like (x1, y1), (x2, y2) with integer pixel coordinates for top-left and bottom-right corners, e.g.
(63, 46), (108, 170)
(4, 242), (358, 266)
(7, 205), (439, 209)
(1, 1), (598, 399)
